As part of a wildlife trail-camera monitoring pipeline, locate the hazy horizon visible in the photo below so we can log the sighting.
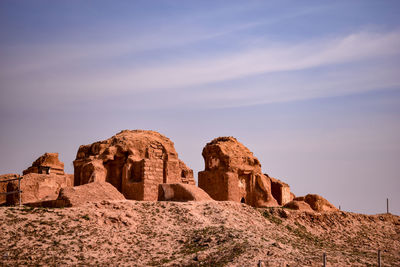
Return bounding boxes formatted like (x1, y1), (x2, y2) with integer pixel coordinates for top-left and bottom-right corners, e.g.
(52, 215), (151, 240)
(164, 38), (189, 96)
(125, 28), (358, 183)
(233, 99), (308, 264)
(1, 1), (399, 215)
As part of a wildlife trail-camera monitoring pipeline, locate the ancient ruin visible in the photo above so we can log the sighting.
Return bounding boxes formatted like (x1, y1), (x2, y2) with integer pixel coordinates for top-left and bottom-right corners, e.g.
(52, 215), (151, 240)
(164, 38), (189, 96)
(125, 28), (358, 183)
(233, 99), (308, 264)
(1, 130), (338, 211)
(73, 130), (195, 201)
(198, 137), (278, 207)
(23, 153), (65, 175)
(1, 153), (73, 205)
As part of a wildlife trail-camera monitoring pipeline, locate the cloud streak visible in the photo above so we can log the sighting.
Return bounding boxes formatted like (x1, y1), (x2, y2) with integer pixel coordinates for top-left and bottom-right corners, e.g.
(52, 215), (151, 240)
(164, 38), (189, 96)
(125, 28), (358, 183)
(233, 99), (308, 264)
(106, 31), (400, 91)
(2, 30), (400, 110)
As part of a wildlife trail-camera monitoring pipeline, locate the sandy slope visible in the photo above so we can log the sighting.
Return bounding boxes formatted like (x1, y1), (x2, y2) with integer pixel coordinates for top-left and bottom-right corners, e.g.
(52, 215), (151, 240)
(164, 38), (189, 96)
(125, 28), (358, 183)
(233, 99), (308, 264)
(0, 200), (399, 266)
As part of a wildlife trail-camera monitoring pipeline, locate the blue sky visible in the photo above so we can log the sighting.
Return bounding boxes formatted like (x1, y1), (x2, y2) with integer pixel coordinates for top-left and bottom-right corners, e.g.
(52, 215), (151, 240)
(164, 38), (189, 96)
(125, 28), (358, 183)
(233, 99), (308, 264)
(1, 1), (399, 214)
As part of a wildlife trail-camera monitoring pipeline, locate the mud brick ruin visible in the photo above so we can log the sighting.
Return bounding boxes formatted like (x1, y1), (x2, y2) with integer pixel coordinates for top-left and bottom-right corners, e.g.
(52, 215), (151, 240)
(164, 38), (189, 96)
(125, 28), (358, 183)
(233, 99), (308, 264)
(73, 130), (195, 201)
(1, 153), (73, 205)
(1, 129), (337, 211)
(198, 137), (281, 207)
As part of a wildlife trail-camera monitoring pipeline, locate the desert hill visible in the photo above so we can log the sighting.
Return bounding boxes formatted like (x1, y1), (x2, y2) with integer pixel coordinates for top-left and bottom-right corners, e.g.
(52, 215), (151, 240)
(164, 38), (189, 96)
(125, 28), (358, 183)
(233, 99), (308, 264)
(1, 200), (399, 266)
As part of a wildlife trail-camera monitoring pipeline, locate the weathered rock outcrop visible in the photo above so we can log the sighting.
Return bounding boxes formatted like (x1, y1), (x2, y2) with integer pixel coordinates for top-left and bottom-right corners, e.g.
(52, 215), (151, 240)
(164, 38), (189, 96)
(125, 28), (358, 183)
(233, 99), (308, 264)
(23, 153), (65, 175)
(57, 182), (125, 207)
(198, 137), (277, 207)
(158, 183), (213, 202)
(73, 130), (195, 201)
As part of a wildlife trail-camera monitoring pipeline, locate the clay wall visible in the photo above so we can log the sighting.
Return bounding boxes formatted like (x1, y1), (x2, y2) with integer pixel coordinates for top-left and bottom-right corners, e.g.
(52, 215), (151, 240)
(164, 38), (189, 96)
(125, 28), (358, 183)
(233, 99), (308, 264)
(142, 158), (164, 201)
(198, 170), (228, 201)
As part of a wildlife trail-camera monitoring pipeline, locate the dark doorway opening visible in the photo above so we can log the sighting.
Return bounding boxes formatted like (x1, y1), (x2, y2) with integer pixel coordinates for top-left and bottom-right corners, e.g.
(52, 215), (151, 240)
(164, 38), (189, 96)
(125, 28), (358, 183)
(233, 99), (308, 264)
(240, 197), (245, 204)
(130, 161), (143, 183)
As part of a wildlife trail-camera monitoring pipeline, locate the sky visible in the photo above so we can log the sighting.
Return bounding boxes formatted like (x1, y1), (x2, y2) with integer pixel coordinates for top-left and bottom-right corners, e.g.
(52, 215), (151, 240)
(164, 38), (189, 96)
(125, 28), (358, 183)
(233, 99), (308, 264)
(1, 1), (399, 215)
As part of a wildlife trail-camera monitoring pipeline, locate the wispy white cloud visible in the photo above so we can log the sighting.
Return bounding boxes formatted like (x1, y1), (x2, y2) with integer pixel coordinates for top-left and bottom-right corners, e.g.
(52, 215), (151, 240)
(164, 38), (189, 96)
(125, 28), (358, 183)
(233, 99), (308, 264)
(0, 4), (334, 78)
(2, 30), (400, 110)
(107, 31), (400, 92)
(184, 60), (400, 108)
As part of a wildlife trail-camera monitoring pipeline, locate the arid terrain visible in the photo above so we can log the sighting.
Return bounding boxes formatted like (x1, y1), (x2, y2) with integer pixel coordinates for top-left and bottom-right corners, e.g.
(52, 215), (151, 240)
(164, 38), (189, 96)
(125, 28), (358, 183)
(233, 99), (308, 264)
(1, 200), (399, 266)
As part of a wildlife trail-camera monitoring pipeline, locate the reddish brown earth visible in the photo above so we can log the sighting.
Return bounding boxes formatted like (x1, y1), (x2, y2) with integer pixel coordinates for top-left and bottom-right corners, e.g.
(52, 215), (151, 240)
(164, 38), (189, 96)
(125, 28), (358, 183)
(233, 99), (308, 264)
(1, 201), (399, 266)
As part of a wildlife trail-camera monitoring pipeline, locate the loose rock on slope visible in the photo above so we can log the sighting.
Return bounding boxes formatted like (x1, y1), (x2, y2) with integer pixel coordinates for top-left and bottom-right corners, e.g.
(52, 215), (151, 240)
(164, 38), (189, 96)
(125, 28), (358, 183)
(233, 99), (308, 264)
(0, 201), (399, 266)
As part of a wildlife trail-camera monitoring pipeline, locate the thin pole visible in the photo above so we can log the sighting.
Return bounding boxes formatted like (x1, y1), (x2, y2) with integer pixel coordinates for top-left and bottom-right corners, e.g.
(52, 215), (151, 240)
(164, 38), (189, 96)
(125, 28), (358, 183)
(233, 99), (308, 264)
(257, 260), (262, 267)
(378, 249), (381, 267)
(387, 198), (389, 214)
(323, 252), (326, 267)
(18, 177), (21, 206)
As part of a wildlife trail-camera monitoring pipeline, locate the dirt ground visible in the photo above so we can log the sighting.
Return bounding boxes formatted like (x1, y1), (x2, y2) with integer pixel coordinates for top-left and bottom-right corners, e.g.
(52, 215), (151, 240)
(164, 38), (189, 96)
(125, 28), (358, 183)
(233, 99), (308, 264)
(1, 200), (399, 266)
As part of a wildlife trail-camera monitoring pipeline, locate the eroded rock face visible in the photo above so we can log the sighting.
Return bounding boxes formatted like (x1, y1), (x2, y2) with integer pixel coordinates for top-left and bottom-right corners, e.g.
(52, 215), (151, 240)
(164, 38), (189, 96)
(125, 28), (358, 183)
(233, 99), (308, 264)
(198, 137), (277, 207)
(73, 130), (195, 201)
(23, 153), (65, 175)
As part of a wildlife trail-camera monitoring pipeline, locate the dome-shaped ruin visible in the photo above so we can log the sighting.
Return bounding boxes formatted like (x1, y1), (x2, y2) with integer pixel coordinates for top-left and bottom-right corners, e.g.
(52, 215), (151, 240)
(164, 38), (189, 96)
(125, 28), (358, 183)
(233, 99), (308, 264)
(73, 130), (194, 200)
